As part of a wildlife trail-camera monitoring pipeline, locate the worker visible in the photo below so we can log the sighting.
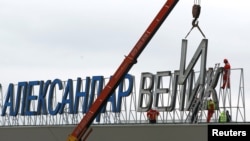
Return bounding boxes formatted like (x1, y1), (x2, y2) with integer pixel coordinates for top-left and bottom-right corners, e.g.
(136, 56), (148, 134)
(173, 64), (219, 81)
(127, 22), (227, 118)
(221, 58), (231, 89)
(218, 111), (227, 123)
(147, 108), (159, 124)
(207, 99), (215, 123)
(226, 110), (231, 122)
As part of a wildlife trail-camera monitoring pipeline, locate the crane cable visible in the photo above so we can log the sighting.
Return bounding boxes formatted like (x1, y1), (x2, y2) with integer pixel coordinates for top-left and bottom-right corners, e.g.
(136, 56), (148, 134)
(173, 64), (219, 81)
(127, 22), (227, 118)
(185, 0), (206, 39)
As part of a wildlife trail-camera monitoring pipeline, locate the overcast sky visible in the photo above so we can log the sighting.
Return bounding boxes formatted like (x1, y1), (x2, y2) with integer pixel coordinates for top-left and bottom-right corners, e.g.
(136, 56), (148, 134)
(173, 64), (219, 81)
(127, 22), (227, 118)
(0, 0), (250, 121)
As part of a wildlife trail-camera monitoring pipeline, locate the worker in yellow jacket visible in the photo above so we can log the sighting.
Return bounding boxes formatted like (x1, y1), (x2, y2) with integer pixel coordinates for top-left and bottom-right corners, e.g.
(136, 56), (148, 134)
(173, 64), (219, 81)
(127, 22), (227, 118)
(219, 111), (227, 123)
(207, 99), (215, 123)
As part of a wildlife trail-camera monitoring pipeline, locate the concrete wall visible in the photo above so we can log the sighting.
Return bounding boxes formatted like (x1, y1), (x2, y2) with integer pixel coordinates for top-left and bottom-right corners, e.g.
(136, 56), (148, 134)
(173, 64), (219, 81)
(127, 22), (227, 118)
(87, 124), (207, 141)
(0, 124), (208, 141)
(2, 123), (249, 141)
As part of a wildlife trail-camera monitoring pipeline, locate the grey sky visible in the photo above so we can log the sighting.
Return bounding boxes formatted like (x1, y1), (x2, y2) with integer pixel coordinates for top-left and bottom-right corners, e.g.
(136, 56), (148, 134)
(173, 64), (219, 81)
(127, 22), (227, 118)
(0, 0), (250, 120)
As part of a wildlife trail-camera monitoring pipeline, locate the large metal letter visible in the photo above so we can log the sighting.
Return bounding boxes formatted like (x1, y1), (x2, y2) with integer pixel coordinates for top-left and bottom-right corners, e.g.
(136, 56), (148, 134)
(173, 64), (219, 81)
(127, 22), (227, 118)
(137, 72), (154, 112)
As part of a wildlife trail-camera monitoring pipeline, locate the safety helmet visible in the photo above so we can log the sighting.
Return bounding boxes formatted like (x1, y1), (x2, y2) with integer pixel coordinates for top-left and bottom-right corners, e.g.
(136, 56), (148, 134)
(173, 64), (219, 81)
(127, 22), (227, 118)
(224, 59), (228, 63)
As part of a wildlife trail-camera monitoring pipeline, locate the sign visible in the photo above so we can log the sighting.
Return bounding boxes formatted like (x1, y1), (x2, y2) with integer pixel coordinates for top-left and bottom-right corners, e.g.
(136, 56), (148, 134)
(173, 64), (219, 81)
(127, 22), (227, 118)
(1, 74), (133, 117)
(1, 39), (221, 124)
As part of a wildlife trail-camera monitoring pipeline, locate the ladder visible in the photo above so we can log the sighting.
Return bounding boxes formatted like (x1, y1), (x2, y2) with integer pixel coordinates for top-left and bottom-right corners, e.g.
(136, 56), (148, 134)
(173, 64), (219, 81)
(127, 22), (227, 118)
(186, 63), (221, 123)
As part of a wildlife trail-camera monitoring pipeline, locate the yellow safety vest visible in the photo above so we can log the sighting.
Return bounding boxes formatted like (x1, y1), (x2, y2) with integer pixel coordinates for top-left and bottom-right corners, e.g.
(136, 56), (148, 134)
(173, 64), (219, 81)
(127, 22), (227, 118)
(207, 100), (215, 110)
(219, 112), (227, 123)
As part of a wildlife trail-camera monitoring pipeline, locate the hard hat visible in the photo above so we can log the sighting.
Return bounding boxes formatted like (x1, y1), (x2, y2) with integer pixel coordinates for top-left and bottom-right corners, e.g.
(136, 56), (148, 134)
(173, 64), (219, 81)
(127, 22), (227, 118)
(224, 59), (228, 63)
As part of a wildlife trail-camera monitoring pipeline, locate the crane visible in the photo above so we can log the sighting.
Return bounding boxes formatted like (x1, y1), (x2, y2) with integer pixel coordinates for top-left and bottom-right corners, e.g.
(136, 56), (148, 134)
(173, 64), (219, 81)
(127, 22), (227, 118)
(67, 0), (179, 140)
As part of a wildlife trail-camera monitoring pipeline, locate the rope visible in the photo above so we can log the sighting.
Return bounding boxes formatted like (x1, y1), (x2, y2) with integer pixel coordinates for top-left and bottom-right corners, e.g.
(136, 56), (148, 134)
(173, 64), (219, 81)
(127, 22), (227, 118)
(194, 0), (201, 5)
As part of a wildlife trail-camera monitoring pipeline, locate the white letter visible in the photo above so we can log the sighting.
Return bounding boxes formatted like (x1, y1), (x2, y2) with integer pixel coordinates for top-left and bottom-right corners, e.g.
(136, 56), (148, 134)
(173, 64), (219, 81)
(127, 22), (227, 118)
(212, 129), (218, 136)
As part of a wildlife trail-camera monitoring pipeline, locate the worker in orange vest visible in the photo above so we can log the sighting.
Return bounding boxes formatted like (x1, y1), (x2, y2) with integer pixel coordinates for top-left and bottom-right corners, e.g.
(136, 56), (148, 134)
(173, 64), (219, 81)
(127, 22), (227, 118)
(147, 108), (159, 124)
(207, 99), (215, 123)
(221, 58), (231, 89)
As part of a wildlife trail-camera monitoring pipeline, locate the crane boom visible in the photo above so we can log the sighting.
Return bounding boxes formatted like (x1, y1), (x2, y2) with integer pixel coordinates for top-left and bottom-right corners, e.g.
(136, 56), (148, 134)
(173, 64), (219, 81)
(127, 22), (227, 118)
(67, 0), (179, 140)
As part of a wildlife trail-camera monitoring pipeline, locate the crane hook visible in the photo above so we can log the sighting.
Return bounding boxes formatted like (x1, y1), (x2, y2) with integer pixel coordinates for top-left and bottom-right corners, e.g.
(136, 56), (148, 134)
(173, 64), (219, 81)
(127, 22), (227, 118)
(184, 3), (206, 39)
(192, 4), (201, 27)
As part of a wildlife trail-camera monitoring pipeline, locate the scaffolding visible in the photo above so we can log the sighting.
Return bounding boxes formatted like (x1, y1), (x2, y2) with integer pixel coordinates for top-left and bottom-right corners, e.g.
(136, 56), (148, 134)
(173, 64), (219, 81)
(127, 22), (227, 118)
(0, 66), (246, 126)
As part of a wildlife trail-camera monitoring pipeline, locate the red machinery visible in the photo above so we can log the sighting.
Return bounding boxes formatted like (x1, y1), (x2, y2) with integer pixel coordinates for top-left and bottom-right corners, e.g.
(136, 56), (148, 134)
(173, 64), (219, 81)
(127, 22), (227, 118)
(67, 0), (179, 140)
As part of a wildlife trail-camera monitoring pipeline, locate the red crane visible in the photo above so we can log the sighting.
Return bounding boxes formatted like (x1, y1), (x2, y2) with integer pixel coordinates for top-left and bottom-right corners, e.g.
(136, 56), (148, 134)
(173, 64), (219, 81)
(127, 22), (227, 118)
(67, 0), (179, 140)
